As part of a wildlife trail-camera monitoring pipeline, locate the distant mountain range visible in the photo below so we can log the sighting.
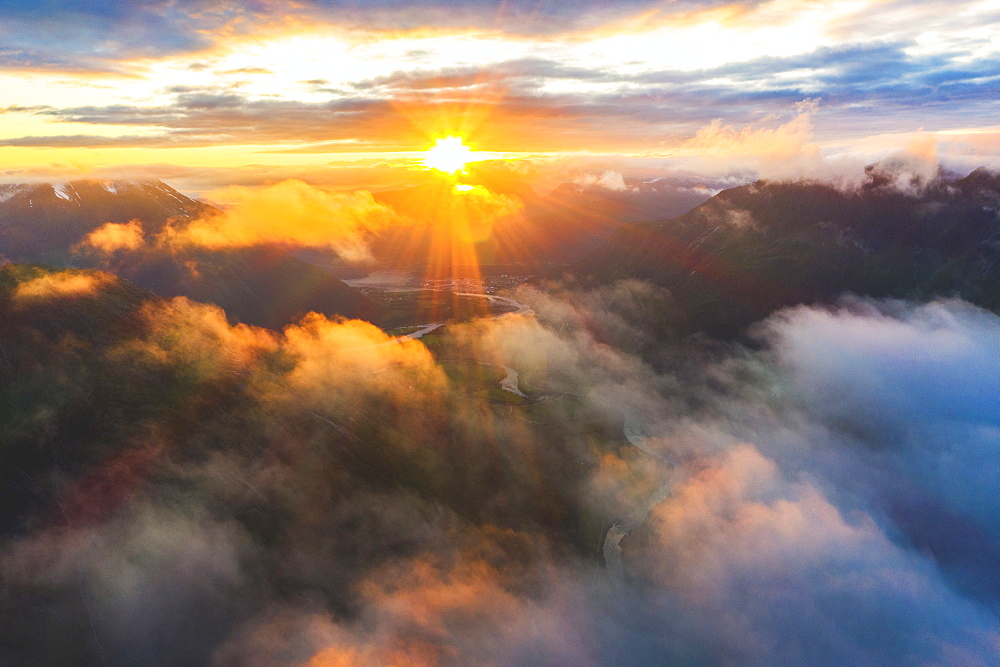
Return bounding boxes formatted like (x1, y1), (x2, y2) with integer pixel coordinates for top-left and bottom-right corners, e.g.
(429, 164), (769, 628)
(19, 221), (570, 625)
(365, 178), (618, 272)
(364, 168), (718, 271)
(575, 167), (1000, 337)
(5, 168), (999, 338)
(0, 180), (381, 328)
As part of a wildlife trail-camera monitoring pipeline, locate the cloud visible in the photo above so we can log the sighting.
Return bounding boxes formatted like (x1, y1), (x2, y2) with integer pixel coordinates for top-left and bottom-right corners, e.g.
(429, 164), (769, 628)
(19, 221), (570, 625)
(489, 287), (1000, 662)
(2, 0), (999, 188)
(0, 134), (169, 148)
(0, 1), (673, 71)
(79, 220), (146, 254)
(6, 40), (999, 167)
(856, 135), (946, 194)
(163, 179), (400, 262)
(756, 298), (1000, 539)
(684, 101), (818, 158)
(12, 270), (113, 303)
(279, 313), (448, 413)
(574, 170), (629, 191)
(2, 499), (255, 664)
(119, 296), (279, 376)
(676, 100), (828, 179)
(626, 443), (1000, 664)
(216, 554), (605, 667)
(3, 262), (1000, 664)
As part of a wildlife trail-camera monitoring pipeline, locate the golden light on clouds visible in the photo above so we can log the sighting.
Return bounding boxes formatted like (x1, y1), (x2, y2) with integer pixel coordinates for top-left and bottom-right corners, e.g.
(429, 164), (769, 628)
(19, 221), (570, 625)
(13, 271), (112, 304)
(0, 0), (997, 183)
(167, 179), (398, 262)
(80, 220), (146, 254)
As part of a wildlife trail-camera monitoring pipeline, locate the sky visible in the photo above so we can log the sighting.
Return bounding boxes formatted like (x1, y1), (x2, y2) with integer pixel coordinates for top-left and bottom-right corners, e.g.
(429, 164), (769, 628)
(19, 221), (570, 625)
(1, 0), (999, 190)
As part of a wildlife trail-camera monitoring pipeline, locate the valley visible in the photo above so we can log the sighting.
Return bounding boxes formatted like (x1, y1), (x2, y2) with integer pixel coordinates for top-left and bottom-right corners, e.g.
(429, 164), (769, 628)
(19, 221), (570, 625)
(4, 2), (1000, 662)
(2, 167), (1000, 665)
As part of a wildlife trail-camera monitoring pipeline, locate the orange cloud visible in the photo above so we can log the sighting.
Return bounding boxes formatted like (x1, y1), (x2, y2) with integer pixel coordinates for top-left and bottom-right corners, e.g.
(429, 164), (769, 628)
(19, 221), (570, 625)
(280, 313), (447, 410)
(111, 297), (278, 378)
(303, 557), (524, 667)
(165, 179), (400, 262)
(13, 271), (113, 303)
(684, 101), (819, 161)
(674, 100), (836, 180)
(640, 444), (880, 597)
(80, 219), (146, 253)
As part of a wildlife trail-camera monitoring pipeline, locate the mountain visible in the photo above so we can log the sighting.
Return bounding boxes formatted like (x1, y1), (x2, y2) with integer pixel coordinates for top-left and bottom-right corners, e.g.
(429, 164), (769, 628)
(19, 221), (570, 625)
(575, 167), (1000, 337)
(5, 177), (1000, 665)
(539, 175), (721, 229)
(0, 181), (211, 265)
(105, 245), (383, 329)
(0, 180), (381, 328)
(360, 169), (718, 273)
(523, 178), (715, 264)
(369, 176), (573, 271)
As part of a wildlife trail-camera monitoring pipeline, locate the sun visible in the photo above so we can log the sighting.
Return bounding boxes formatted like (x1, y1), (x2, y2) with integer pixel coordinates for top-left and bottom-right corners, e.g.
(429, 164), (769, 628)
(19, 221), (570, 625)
(423, 136), (474, 174)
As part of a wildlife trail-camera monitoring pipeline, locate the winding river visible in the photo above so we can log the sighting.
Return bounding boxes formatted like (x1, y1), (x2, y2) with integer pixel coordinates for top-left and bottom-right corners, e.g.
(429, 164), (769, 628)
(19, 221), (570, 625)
(602, 410), (678, 582)
(372, 276), (669, 580)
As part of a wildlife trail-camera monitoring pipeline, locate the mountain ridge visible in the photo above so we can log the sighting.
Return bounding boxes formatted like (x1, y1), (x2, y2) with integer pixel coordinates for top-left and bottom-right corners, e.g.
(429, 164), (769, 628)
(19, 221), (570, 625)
(0, 179), (382, 328)
(574, 167), (1000, 337)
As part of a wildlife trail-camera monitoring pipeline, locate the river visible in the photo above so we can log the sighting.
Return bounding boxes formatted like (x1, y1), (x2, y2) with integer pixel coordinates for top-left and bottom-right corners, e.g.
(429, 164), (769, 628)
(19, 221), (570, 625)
(602, 409), (678, 582)
(382, 280), (670, 579)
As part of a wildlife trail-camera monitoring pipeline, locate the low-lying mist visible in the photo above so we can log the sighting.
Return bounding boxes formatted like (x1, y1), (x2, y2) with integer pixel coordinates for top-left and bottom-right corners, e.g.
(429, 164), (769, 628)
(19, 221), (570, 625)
(1, 265), (998, 665)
